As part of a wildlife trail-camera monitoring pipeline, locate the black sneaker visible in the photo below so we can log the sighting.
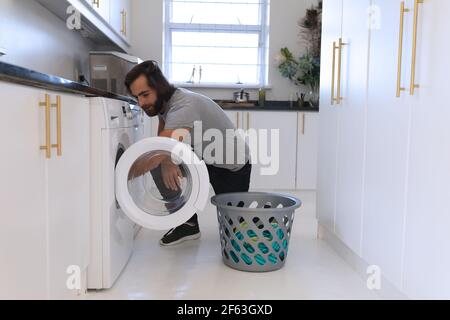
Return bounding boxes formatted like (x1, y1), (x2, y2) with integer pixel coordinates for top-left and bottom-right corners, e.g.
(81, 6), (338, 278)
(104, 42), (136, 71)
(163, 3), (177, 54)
(159, 218), (201, 246)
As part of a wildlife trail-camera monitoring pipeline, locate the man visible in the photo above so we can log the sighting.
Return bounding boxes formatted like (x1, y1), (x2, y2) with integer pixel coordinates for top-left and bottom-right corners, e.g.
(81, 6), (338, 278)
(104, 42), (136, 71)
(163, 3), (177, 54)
(125, 60), (251, 246)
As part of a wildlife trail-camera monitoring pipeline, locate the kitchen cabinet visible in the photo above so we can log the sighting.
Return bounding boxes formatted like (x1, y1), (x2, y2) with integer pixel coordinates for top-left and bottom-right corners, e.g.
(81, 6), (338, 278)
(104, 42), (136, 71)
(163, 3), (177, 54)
(318, 0), (408, 293)
(0, 84), (48, 300)
(296, 112), (319, 190)
(318, 0), (408, 290)
(0, 82), (90, 299)
(402, 0), (450, 299)
(319, 0), (450, 298)
(86, 0), (110, 22)
(110, 0), (131, 43)
(317, 0), (343, 233)
(47, 92), (90, 300)
(224, 110), (242, 130)
(244, 111), (298, 190)
(225, 110), (318, 191)
(35, 0), (131, 52)
(362, 0), (412, 291)
(334, 0), (371, 256)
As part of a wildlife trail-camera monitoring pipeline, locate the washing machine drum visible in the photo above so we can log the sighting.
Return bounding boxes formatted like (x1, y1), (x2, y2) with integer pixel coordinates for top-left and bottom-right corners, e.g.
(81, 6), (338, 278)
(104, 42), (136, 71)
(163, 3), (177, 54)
(115, 137), (210, 230)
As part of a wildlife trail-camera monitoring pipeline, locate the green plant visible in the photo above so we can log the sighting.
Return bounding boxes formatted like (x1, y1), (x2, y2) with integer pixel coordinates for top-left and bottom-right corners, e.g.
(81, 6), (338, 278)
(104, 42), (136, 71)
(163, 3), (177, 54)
(278, 48), (320, 94)
(277, 1), (322, 107)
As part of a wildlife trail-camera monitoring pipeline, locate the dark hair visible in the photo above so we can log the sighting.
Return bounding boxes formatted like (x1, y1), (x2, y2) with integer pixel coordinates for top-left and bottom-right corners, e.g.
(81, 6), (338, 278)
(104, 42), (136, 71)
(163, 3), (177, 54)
(124, 60), (176, 102)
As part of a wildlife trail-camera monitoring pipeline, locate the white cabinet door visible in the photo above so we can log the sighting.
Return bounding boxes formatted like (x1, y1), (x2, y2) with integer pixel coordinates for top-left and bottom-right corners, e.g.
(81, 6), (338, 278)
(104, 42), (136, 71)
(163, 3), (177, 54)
(296, 112), (319, 190)
(122, 0), (131, 43)
(0, 83), (48, 299)
(87, 0), (110, 22)
(109, 0), (121, 33)
(0, 84), (91, 299)
(362, 0), (412, 290)
(247, 112), (297, 190)
(110, 0), (130, 42)
(317, 0), (343, 232)
(224, 110), (243, 129)
(334, 0), (371, 255)
(47, 93), (90, 299)
(403, 0), (450, 299)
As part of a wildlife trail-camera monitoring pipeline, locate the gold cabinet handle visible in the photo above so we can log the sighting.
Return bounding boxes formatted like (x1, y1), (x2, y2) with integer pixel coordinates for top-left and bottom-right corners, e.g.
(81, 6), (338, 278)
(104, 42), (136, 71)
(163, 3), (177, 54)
(397, 2), (410, 97)
(302, 113), (306, 135)
(336, 38), (347, 104)
(92, 0), (100, 9)
(39, 94), (52, 159)
(331, 41), (338, 105)
(121, 10), (127, 36)
(124, 11), (127, 36)
(236, 113), (240, 129)
(410, 0), (424, 95)
(51, 96), (62, 157)
(246, 112), (250, 130)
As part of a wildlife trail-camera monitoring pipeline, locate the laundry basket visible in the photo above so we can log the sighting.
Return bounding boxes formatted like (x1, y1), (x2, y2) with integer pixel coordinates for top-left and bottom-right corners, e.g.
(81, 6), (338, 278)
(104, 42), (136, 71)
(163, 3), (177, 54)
(211, 192), (302, 272)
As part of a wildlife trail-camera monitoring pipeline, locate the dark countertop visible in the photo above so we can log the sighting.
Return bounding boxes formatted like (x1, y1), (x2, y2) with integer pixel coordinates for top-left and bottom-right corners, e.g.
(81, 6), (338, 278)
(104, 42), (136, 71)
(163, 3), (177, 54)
(216, 100), (319, 112)
(0, 62), (319, 112)
(0, 61), (137, 104)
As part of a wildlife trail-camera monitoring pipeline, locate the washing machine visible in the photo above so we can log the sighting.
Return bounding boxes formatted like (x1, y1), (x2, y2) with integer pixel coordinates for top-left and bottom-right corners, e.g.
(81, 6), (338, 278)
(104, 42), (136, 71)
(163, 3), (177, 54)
(115, 137), (210, 231)
(88, 97), (210, 290)
(88, 97), (139, 290)
(129, 104), (145, 238)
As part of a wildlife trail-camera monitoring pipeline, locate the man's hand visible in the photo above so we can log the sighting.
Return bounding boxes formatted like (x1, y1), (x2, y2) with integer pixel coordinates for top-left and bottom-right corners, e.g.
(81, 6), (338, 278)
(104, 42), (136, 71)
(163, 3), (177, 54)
(128, 154), (169, 180)
(161, 158), (183, 191)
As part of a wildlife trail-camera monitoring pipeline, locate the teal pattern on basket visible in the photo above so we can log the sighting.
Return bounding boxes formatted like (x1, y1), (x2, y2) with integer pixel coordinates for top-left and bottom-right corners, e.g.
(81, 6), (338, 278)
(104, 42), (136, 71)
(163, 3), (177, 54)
(230, 250), (239, 263)
(247, 230), (259, 242)
(277, 229), (285, 240)
(258, 243), (270, 254)
(268, 253), (278, 265)
(272, 241), (281, 253)
(231, 240), (241, 252)
(255, 254), (266, 266)
(243, 242), (255, 254)
(241, 253), (253, 265)
(234, 228), (244, 241)
(263, 230), (273, 241)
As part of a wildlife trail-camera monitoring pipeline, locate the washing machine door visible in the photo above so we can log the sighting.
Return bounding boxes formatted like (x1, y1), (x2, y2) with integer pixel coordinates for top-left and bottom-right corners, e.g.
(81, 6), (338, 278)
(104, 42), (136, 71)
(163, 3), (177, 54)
(115, 137), (210, 230)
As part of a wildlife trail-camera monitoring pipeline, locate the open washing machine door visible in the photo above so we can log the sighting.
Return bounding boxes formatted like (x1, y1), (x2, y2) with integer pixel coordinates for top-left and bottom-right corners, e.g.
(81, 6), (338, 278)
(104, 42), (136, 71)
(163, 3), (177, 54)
(115, 137), (210, 230)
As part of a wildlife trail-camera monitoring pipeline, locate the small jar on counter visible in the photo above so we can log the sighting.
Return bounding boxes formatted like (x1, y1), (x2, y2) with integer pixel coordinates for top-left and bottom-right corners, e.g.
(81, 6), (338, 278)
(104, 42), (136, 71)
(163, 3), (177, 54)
(258, 88), (266, 107)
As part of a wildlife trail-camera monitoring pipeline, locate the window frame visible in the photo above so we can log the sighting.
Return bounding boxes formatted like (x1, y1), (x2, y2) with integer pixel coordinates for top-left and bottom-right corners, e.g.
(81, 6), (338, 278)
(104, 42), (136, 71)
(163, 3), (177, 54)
(163, 0), (269, 88)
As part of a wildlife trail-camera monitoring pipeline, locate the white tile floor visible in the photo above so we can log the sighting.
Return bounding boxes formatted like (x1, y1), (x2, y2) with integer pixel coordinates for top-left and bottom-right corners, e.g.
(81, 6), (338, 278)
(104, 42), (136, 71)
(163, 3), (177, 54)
(87, 191), (380, 300)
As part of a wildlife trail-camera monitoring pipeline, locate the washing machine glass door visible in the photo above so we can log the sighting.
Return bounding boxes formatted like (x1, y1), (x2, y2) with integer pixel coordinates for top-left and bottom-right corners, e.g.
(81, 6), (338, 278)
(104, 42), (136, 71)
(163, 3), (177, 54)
(115, 137), (210, 230)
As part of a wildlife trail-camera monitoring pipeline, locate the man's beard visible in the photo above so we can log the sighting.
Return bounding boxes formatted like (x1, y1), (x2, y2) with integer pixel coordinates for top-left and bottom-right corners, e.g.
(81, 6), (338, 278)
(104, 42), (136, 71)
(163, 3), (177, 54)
(143, 98), (164, 117)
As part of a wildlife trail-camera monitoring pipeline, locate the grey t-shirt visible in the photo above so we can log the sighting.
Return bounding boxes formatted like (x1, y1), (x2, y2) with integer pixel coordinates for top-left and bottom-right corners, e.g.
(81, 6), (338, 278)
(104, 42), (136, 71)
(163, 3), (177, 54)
(159, 88), (250, 171)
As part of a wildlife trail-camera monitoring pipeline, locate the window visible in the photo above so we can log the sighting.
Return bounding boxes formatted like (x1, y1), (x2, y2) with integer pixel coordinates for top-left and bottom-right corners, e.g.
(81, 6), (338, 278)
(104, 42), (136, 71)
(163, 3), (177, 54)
(163, 0), (270, 87)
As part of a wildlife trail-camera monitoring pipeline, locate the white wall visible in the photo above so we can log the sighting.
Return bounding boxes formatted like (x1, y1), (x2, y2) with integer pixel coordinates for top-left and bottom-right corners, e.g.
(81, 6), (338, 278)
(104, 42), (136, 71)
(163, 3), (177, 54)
(0, 0), (97, 81)
(130, 0), (318, 101)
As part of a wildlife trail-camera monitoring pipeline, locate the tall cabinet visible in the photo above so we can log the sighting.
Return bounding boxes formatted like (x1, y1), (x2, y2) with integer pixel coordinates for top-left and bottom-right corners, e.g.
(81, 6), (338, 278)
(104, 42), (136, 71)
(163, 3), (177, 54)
(335, 0), (371, 255)
(402, 0), (450, 299)
(318, 0), (450, 298)
(317, 0), (343, 233)
(362, 0), (412, 291)
(0, 82), (90, 299)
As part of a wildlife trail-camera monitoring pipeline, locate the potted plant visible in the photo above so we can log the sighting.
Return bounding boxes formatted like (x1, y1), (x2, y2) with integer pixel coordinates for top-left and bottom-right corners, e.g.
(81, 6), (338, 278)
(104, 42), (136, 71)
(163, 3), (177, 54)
(277, 1), (322, 108)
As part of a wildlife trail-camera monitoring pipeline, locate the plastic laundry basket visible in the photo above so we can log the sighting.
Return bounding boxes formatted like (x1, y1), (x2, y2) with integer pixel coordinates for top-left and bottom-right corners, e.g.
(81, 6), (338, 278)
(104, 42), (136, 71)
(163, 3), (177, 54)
(211, 192), (302, 272)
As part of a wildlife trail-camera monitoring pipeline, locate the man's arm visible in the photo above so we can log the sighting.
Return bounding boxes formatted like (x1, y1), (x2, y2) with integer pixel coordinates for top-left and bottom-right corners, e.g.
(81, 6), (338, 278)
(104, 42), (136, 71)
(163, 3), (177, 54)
(129, 123), (191, 189)
(158, 117), (165, 135)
